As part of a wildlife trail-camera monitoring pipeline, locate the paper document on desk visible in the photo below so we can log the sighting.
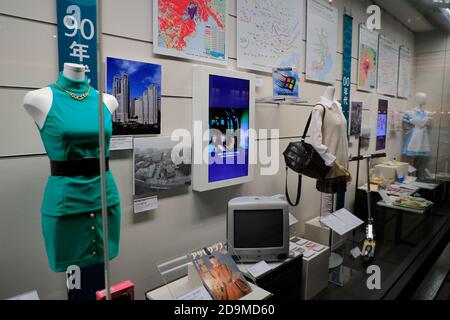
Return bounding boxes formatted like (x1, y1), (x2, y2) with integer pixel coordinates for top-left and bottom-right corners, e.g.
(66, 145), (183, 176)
(177, 286), (212, 300)
(320, 214), (348, 235)
(335, 208), (364, 227)
(410, 181), (438, 190)
(289, 213), (298, 226)
(378, 190), (392, 203)
(248, 261), (272, 278)
(320, 208), (364, 236)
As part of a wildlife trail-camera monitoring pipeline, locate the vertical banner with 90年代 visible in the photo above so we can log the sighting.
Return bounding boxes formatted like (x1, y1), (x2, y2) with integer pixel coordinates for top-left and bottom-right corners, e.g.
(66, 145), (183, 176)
(336, 14), (353, 211)
(56, 0), (98, 88)
(341, 14), (353, 131)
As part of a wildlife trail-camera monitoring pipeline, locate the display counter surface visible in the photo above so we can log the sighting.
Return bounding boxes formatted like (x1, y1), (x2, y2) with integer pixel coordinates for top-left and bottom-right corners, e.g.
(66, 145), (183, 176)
(315, 199), (450, 300)
(146, 276), (272, 300)
(377, 200), (431, 214)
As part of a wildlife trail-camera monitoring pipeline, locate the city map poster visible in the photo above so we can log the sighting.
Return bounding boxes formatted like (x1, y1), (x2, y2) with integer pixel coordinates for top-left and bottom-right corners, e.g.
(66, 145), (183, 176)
(358, 25), (379, 92)
(305, 0), (338, 84)
(154, 0), (228, 65)
(107, 57), (162, 135)
(134, 136), (192, 196)
(237, 0), (303, 73)
(398, 46), (412, 98)
(377, 35), (399, 97)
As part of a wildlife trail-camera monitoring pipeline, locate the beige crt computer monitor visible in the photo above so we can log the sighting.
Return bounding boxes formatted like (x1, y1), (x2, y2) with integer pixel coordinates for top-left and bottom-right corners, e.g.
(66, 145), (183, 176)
(227, 196), (290, 263)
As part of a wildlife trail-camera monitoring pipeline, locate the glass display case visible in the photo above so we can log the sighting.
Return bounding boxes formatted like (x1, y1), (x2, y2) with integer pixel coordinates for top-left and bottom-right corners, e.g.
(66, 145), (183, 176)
(0, 0), (449, 301)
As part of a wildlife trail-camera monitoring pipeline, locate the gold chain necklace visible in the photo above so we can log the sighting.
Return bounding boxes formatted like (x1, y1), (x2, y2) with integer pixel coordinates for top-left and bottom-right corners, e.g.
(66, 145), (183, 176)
(54, 82), (91, 101)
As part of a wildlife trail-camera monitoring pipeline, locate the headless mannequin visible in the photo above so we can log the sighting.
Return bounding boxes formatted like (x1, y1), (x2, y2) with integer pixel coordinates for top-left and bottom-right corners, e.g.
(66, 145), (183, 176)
(320, 87), (335, 217)
(311, 86), (350, 268)
(23, 63), (119, 300)
(314, 86), (347, 216)
(23, 63), (118, 128)
(403, 92), (432, 179)
(322, 86), (335, 106)
(416, 92), (427, 112)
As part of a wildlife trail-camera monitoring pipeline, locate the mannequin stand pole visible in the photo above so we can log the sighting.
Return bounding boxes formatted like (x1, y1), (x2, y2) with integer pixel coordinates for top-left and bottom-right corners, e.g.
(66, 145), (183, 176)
(320, 193), (344, 269)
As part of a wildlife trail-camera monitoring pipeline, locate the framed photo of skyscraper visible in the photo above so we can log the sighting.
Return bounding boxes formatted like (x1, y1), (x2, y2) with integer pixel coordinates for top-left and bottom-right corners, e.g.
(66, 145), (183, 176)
(106, 57), (162, 135)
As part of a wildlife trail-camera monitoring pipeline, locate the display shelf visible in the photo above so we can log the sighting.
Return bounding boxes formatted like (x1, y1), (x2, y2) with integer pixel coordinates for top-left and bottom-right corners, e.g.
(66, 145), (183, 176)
(148, 241), (272, 300)
(145, 276), (272, 300)
(256, 97), (309, 106)
(376, 200), (431, 214)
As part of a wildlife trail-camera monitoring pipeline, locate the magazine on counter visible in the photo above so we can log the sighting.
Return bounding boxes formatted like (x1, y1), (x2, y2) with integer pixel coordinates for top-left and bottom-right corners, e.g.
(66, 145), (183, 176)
(191, 247), (252, 300)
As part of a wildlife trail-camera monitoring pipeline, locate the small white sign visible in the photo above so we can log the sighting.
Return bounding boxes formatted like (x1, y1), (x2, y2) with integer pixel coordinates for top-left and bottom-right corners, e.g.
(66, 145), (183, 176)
(255, 76), (264, 88)
(303, 250), (315, 258)
(378, 190), (392, 203)
(247, 261), (272, 278)
(350, 247), (362, 259)
(296, 238), (308, 246)
(408, 165), (417, 174)
(177, 286), (212, 300)
(289, 242), (298, 251)
(110, 136), (133, 151)
(320, 208), (363, 236)
(7, 290), (40, 300)
(289, 213), (298, 226)
(134, 196), (158, 214)
(313, 244), (325, 252)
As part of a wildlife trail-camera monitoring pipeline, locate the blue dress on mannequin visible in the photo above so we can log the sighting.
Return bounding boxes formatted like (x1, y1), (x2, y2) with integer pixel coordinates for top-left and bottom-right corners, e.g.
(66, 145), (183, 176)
(403, 108), (431, 157)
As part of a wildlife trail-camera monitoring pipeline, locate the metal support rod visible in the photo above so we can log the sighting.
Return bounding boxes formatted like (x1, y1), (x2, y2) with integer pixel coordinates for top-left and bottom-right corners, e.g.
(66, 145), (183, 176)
(328, 193), (335, 249)
(366, 157), (372, 221)
(95, 0), (111, 301)
(355, 136), (362, 193)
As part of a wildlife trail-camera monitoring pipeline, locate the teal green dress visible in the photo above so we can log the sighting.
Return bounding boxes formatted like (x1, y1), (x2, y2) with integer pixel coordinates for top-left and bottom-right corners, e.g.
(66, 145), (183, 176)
(38, 72), (121, 272)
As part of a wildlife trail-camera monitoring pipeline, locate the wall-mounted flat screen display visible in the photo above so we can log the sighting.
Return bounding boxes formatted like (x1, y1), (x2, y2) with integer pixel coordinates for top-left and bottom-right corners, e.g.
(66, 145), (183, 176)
(192, 66), (254, 192)
(208, 75), (250, 183)
(376, 99), (388, 151)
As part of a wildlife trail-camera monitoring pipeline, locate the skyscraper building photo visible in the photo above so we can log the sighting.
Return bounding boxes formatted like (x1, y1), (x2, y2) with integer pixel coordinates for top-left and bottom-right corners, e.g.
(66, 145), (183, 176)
(107, 57), (162, 135)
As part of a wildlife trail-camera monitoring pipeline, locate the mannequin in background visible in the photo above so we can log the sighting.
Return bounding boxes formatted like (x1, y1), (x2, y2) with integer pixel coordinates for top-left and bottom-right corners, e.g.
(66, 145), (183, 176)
(403, 92), (432, 178)
(23, 63), (121, 299)
(310, 86), (351, 216)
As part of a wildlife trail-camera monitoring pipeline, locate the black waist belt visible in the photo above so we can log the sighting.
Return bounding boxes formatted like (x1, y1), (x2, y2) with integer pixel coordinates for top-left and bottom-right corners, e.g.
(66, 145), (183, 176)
(50, 158), (110, 177)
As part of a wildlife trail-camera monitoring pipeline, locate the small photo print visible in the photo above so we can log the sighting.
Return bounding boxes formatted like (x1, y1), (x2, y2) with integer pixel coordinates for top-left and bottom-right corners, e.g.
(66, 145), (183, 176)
(107, 57), (162, 135)
(273, 66), (299, 97)
(134, 137), (191, 196)
(350, 101), (363, 136)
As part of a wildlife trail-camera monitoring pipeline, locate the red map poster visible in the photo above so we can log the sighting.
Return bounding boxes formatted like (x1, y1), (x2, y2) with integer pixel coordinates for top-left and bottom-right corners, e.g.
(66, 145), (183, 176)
(153, 0), (228, 65)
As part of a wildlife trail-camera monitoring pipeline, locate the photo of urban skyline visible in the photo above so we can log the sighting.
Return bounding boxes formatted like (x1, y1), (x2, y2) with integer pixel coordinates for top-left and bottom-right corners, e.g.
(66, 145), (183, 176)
(134, 137), (192, 196)
(107, 57), (162, 135)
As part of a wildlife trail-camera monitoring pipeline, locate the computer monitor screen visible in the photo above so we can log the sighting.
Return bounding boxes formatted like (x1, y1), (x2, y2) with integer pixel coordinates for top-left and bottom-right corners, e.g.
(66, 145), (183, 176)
(234, 209), (284, 248)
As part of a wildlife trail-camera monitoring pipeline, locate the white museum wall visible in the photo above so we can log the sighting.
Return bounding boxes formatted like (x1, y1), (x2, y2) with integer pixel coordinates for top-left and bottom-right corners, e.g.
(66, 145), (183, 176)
(0, 0), (416, 299)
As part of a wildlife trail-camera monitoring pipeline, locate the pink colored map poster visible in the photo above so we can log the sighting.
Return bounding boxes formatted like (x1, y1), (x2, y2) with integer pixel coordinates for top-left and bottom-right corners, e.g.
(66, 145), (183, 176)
(358, 25), (379, 92)
(153, 0), (228, 65)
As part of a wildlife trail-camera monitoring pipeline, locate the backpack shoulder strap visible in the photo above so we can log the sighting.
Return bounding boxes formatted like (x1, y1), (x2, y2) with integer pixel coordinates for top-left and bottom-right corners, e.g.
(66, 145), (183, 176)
(302, 104), (327, 140)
